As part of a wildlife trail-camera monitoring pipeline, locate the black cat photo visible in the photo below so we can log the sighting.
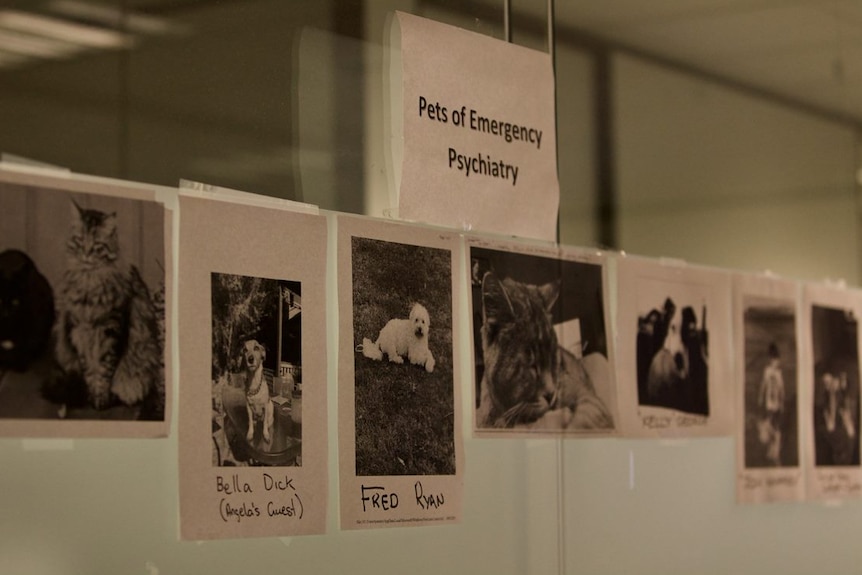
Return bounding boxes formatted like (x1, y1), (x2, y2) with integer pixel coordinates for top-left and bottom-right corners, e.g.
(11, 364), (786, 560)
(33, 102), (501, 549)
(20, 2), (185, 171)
(0, 249), (55, 372)
(0, 181), (166, 423)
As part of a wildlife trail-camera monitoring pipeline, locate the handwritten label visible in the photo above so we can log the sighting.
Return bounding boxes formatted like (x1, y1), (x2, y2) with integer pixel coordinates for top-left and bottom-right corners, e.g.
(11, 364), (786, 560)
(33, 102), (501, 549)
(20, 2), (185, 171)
(641, 413), (708, 429)
(360, 485), (400, 512)
(215, 474), (305, 524)
(818, 470), (862, 496)
(414, 481), (445, 510)
(741, 473), (801, 491)
(359, 481), (447, 513)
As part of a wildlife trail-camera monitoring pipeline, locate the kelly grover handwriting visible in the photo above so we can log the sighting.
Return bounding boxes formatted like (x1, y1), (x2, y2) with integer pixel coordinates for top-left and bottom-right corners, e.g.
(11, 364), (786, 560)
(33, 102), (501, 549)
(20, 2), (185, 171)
(640, 413), (707, 429)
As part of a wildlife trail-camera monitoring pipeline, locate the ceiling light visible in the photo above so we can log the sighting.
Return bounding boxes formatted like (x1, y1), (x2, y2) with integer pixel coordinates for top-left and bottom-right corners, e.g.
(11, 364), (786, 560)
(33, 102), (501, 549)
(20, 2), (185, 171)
(0, 29), (82, 59)
(47, 0), (186, 36)
(0, 10), (134, 50)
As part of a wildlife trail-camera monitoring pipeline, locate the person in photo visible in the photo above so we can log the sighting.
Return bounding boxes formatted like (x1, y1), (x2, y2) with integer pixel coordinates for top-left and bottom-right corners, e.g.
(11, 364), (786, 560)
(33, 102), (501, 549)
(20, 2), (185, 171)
(757, 342), (785, 465)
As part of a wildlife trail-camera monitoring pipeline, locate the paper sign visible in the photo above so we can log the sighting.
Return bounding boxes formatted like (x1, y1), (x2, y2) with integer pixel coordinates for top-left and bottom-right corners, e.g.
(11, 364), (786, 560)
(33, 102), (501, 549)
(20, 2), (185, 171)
(177, 192), (328, 539)
(803, 283), (862, 501)
(734, 274), (804, 504)
(0, 168), (171, 438)
(615, 257), (734, 438)
(392, 12), (559, 241)
(337, 215), (464, 529)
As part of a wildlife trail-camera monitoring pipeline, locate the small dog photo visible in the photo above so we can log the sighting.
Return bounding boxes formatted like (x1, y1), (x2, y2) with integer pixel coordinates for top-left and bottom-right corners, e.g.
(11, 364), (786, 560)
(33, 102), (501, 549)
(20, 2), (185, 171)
(360, 302), (435, 373)
(352, 236), (454, 476)
(211, 272), (303, 467)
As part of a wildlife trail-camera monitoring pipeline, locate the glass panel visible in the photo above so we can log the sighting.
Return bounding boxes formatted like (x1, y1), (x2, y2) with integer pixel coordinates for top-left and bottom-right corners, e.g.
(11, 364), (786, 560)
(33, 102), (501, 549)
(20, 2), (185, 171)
(2, 1), (862, 573)
(0, 1), (123, 175)
(614, 53), (859, 282)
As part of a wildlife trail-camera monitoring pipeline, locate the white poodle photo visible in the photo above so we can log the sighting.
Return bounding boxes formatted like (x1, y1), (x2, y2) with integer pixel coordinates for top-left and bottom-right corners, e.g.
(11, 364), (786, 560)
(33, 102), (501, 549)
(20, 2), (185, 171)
(361, 302), (435, 373)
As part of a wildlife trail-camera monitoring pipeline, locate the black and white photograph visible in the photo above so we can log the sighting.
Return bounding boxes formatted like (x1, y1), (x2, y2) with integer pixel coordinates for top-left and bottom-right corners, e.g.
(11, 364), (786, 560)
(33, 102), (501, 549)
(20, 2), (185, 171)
(811, 304), (860, 468)
(352, 236), (455, 476)
(742, 297), (799, 469)
(337, 216), (463, 530)
(211, 272), (302, 467)
(735, 275), (803, 505)
(616, 257), (733, 437)
(469, 243), (616, 435)
(179, 193), (328, 539)
(635, 291), (710, 416)
(802, 285), (862, 502)
(0, 175), (167, 432)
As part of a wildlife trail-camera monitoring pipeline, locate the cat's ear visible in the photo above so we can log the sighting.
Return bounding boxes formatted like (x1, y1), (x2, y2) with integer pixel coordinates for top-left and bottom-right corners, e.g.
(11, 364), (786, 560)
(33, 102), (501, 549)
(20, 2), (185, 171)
(538, 280), (560, 314)
(102, 212), (118, 235)
(481, 272), (514, 333)
(70, 199), (84, 221)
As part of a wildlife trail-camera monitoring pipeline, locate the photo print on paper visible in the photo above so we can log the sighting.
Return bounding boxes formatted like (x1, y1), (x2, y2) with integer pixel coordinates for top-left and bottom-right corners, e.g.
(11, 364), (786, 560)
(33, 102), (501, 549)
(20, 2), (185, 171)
(742, 297), (799, 469)
(211, 272), (303, 467)
(0, 185), (165, 422)
(352, 237), (455, 476)
(811, 304), (860, 467)
(636, 287), (709, 416)
(470, 247), (614, 431)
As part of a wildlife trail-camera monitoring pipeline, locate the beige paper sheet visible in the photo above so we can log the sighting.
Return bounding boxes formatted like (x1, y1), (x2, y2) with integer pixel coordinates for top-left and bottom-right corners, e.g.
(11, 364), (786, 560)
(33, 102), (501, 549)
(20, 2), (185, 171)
(337, 215), (463, 529)
(616, 256), (734, 438)
(177, 193), (328, 539)
(0, 167), (172, 438)
(803, 282), (862, 501)
(466, 236), (619, 438)
(733, 274), (804, 504)
(393, 12), (559, 242)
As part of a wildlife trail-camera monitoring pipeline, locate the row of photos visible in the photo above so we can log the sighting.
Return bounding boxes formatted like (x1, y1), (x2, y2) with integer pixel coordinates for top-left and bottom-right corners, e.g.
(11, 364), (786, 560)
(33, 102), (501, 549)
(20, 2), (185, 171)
(1, 170), (860, 540)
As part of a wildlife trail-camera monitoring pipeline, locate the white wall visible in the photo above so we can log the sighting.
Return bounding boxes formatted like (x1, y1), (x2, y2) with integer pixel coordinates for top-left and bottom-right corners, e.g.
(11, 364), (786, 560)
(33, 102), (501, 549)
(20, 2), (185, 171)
(615, 53), (860, 284)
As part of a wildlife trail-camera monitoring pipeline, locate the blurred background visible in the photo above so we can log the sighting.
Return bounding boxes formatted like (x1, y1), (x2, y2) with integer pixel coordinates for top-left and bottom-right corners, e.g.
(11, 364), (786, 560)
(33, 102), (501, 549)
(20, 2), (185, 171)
(1, 0), (859, 280)
(1, 1), (861, 573)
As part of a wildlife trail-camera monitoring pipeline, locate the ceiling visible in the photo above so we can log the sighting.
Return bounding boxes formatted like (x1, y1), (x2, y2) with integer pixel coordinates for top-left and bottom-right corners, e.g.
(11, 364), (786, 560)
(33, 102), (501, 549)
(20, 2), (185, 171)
(551, 0), (862, 128)
(1, 0), (859, 129)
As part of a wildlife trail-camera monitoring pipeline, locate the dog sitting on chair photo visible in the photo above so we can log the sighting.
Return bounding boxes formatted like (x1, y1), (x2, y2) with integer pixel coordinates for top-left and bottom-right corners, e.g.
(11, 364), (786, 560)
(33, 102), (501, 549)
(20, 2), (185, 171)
(241, 339), (274, 443)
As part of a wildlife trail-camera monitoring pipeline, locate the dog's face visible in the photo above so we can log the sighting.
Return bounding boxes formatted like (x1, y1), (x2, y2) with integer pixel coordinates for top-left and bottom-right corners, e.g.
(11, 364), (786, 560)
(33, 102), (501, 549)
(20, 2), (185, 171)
(661, 309), (689, 377)
(680, 307), (698, 348)
(242, 339), (266, 372)
(409, 303), (431, 338)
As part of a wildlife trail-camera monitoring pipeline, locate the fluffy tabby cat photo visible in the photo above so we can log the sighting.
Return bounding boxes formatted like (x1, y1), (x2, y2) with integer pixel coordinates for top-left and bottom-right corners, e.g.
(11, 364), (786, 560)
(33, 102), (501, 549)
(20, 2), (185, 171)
(0, 249), (55, 372)
(49, 200), (164, 418)
(476, 271), (613, 430)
